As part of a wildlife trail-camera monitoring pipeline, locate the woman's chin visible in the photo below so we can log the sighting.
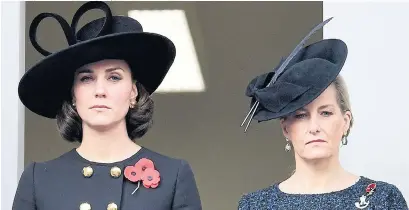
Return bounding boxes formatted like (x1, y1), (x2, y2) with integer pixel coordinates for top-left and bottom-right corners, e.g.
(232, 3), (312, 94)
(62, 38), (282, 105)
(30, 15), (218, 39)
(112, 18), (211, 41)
(301, 149), (333, 160)
(83, 119), (118, 131)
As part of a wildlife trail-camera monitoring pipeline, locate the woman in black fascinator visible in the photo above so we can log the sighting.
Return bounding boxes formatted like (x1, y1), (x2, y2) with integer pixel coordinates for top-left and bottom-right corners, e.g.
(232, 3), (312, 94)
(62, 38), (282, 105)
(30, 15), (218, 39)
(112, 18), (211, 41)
(238, 18), (407, 210)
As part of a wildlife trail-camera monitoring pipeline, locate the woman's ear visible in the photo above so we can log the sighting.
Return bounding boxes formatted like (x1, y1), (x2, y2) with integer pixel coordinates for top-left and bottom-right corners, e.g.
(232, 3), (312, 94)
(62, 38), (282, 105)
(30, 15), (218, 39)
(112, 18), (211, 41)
(131, 81), (138, 100)
(280, 118), (289, 139)
(343, 110), (352, 134)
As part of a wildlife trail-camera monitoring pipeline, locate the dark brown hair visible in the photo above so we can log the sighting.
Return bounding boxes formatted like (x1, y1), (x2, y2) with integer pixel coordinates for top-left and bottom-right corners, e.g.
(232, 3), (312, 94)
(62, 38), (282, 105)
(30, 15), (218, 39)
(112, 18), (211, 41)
(56, 82), (154, 142)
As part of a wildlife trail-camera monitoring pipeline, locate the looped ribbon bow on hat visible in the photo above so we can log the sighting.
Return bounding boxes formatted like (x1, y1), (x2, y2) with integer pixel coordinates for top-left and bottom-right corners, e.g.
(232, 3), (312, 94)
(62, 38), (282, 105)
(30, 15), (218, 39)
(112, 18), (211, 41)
(29, 1), (113, 56)
(240, 17), (334, 132)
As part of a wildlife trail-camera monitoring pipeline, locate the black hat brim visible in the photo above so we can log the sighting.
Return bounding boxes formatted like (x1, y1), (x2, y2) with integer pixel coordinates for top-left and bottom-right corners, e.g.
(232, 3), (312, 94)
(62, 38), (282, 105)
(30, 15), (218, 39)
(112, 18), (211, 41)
(18, 31), (176, 119)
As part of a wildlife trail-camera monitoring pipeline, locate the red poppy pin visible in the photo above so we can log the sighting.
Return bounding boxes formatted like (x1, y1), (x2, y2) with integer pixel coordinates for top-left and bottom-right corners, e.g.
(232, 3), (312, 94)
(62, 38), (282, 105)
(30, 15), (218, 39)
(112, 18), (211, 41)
(355, 183), (377, 209)
(124, 158), (161, 194)
(366, 183), (376, 195)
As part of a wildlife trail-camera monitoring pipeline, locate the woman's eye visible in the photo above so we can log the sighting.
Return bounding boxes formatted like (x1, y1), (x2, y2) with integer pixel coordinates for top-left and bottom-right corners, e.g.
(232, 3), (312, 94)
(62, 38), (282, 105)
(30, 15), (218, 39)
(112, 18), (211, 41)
(295, 113), (307, 119)
(80, 75), (92, 82)
(321, 111), (333, 116)
(109, 75), (122, 81)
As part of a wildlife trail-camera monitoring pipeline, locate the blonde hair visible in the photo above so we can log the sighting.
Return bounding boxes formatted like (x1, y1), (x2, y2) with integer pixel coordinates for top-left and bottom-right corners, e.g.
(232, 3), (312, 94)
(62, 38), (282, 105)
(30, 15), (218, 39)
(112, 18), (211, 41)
(333, 75), (354, 137)
(281, 75), (354, 136)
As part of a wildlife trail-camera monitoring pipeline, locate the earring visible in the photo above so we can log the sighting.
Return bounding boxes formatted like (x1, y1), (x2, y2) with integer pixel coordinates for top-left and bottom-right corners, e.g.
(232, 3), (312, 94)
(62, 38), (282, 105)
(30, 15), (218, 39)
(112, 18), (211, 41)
(285, 138), (292, 152)
(341, 132), (348, 145)
(129, 100), (136, 109)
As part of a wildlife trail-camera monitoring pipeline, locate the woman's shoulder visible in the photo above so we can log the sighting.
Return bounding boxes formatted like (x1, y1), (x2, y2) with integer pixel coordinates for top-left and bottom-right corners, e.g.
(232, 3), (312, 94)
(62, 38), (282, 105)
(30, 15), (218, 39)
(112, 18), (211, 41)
(136, 147), (197, 180)
(21, 149), (76, 171)
(361, 176), (404, 196)
(20, 149), (82, 173)
(361, 176), (408, 208)
(239, 185), (276, 199)
(141, 147), (191, 167)
(238, 184), (277, 209)
(13, 150), (77, 207)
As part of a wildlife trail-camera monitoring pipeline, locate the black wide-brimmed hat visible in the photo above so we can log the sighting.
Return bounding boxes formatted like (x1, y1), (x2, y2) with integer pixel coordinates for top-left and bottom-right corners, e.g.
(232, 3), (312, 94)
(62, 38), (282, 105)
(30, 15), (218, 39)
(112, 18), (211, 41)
(241, 18), (348, 132)
(18, 1), (176, 119)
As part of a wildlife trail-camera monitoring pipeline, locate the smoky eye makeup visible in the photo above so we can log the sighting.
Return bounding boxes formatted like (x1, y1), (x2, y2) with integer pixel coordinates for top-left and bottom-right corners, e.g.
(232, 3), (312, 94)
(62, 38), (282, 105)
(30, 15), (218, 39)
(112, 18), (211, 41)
(75, 69), (93, 82)
(79, 75), (92, 82)
(288, 110), (308, 119)
(108, 73), (122, 81)
(294, 113), (308, 119)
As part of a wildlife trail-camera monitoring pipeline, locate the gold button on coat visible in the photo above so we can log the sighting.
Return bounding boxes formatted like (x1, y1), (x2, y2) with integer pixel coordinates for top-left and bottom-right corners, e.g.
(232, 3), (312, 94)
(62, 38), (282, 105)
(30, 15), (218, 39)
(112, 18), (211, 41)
(79, 202), (91, 210)
(110, 166), (121, 178)
(82, 166), (93, 177)
(107, 202), (118, 210)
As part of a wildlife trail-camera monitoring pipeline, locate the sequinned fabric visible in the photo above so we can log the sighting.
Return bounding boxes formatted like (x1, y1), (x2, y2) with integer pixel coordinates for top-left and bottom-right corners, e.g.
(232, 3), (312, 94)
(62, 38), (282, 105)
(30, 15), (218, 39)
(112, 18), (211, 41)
(238, 177), (408, 210)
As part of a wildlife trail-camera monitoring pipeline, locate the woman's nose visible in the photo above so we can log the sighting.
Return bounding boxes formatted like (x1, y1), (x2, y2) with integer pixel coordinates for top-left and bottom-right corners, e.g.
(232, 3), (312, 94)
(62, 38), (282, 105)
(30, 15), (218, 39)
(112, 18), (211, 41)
(308, 117), (322, 134)
(94, 79), (107, 98)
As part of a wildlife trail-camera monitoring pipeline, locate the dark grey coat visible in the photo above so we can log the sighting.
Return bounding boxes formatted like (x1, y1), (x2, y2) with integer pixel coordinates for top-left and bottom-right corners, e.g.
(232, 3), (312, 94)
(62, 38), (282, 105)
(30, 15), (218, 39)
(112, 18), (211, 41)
(12, 147), (202, 210)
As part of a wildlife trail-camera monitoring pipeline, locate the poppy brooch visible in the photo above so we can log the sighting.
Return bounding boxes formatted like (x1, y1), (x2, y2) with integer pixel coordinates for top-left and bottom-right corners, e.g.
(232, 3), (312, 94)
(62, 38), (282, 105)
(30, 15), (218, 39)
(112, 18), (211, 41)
(355, 183), (376, 209)
(124, 158), (161, 194)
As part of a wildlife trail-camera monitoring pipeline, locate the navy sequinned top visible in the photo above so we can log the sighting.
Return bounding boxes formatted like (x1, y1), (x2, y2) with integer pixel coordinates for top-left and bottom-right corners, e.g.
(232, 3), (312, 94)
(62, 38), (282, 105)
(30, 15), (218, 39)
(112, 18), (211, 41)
(238, 176), (408, 210)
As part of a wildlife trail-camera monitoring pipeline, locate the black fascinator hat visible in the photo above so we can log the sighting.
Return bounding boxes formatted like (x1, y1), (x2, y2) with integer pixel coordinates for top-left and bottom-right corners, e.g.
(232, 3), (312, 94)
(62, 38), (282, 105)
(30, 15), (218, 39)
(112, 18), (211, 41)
(241, 18), (348, 132)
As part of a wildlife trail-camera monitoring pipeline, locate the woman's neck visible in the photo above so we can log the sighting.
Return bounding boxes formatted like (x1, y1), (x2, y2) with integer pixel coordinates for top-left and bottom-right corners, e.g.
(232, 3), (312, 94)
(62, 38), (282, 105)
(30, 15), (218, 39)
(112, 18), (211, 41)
(281, 155), (359, 194)
(76, 120), (141, 163)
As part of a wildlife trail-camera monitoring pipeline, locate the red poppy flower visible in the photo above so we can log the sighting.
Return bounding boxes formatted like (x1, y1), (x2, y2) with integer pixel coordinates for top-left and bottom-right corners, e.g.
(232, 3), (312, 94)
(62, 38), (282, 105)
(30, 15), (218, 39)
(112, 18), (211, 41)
(125, 158), (161, 192)
(366, 183), (376, 194)
(136, 158), (155, 171)
(141, 168), (161, 188)
(124, 165), (143, 182)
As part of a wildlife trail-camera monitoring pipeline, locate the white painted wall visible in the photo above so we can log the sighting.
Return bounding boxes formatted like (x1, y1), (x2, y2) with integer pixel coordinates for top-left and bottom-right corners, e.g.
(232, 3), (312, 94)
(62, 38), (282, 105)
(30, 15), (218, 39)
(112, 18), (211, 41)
(0, 1), (26, 210)
(324, 2), (409, 201)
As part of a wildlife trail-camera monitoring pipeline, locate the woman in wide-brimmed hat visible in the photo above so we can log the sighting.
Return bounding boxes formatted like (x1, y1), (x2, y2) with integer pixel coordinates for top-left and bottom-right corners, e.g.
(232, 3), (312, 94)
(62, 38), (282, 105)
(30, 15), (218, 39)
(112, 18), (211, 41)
(13, 2), (201, 210)
(238, 18), (407, 210)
